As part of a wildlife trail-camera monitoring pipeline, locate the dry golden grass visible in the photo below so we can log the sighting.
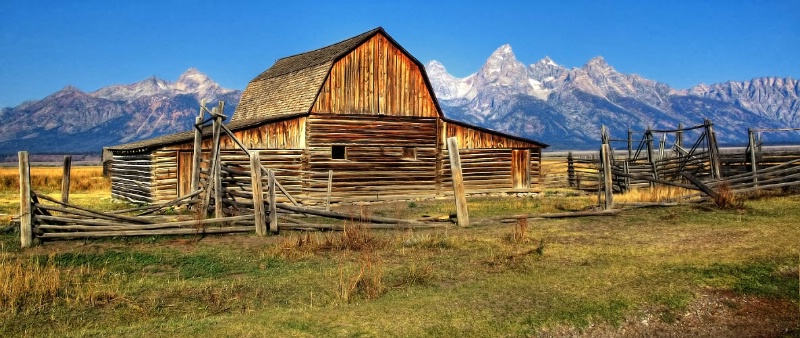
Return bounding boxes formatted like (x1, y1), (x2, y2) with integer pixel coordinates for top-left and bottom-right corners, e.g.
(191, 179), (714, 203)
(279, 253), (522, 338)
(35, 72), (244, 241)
(0, 253), (120, 314)
(0, 166), (109, 193)
(509, 218), (529, 244)
(714, 181), (742, 209)
(336, 251), (385, 303)
(615, 186), (695, 203)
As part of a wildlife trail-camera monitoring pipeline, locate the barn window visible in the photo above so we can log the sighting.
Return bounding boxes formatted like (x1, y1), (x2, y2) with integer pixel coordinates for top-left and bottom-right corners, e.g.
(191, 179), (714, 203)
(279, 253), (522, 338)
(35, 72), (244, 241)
(402, 147), (416, 160)
(332, 145), (347, 160)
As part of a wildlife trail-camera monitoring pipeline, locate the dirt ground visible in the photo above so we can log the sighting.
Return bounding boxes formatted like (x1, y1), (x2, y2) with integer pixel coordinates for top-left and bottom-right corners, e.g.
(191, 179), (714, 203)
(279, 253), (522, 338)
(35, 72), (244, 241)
(538, 291), (798, 337)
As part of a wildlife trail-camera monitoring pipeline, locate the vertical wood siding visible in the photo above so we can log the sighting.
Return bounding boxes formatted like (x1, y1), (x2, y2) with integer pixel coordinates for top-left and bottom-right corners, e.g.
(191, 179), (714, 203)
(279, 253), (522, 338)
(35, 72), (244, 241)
(511, 149), (531, 189)
(170, 118), (307, 151)
(311, 33), (438, 118)
(442, 121), (543, 149)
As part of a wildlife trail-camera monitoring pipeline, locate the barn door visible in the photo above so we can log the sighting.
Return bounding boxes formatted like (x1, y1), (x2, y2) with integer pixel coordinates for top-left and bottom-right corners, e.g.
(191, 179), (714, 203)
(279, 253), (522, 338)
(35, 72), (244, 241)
(511, 149), (530, 189)
(177, 151), (193, 197)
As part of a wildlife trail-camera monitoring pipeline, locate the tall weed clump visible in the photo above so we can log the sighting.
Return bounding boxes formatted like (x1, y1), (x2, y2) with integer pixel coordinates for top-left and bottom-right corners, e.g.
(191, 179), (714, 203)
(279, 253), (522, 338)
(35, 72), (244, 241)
(336, 251), (385, 302)
(714, 181), (741, 209)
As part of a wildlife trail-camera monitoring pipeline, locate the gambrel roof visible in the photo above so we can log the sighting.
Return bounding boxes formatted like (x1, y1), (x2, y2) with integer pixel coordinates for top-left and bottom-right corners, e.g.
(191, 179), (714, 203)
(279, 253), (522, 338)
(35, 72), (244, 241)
(233, 28), (386, 122)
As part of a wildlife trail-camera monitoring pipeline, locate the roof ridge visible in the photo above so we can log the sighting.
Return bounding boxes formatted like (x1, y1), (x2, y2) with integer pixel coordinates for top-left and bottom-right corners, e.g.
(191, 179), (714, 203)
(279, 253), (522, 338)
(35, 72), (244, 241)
(274, 27), (383, 62)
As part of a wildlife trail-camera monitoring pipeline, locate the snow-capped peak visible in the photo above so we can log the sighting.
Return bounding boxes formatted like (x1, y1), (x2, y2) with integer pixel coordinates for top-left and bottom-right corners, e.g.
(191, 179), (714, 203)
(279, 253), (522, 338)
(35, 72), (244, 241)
(585, 56), (611, 69)
(487, 44), (516, 61)
(536, 56), (559, 67)
(175, 68), (214, 91)
(425, 60), (448, 75)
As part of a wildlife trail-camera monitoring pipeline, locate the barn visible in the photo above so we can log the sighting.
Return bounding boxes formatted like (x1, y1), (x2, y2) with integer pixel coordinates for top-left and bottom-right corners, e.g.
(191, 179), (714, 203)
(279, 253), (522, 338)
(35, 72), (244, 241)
(106, 27), (548, 204)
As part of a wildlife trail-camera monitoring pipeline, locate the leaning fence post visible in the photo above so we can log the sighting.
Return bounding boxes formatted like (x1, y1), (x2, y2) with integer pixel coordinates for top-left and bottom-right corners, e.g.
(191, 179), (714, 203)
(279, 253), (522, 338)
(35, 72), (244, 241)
(268, 168), (278, 234)
(249, 151), (266, 236)
(190, 100), (206, 196)
(61, 155), (72, 203)
(19, 151), (33, 248)
(601, 144), (614, 210)
(447, 137), (469, 227)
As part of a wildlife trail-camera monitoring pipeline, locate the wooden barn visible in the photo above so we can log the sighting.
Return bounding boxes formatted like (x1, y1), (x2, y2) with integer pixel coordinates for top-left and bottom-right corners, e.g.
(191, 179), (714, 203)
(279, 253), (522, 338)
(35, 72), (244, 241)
(107, 27), (548, 204)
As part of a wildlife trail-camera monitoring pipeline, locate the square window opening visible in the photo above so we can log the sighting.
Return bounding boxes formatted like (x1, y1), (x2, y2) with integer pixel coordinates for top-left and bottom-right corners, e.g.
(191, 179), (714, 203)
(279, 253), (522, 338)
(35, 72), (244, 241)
(402, 147), (416, 160)
(332, 145), (347, 160)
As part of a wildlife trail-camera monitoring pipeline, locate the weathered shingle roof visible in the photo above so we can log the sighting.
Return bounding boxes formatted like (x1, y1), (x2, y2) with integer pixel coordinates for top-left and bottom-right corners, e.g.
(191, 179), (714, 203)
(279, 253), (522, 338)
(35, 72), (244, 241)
(232, 27), (383, 122)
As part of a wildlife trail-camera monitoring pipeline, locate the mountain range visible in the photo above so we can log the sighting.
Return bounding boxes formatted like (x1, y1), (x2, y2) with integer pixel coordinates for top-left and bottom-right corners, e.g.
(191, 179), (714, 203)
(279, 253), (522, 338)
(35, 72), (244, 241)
(426, 45), (800, 149)
(1, 48), (798, 156)
(0, 68), (240, 155)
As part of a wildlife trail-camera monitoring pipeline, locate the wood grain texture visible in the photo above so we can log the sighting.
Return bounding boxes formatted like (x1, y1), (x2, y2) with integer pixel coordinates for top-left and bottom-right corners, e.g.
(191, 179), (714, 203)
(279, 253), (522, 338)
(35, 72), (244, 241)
(312, 33), (438, 117)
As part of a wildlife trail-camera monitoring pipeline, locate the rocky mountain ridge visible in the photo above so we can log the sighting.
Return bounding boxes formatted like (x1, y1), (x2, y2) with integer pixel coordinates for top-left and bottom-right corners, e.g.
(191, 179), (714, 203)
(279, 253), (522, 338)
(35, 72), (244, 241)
(427, 45), (799, 149)
(0, 69), (241, 155)
(2, 49), (797, 156)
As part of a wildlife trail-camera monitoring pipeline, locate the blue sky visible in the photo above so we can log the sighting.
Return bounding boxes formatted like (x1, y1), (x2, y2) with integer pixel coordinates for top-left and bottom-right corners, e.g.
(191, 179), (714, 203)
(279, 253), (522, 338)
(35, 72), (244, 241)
(1, 0), (798, 108)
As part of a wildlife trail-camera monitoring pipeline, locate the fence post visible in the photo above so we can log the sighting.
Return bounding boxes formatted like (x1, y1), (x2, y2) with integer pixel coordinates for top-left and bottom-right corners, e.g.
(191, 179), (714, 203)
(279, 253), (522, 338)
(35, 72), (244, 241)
(705, 119), (721, 179)
(268, 168), (278, 234)
(601, 144), (614, 210)
(61, 155), (72, 203)
(447, 137), (469, 227)
(627, 128), (633, 160)
(19, 151), (33, 248)
(658, 134), (666, 160)
(567, 151), (575, 188)
(190, 100), (206, 196)
(676, 123), (683, 149)
(623, 160), (631, 193)
(748, 128), (758, 185)
(645, 129), (658, 187)
(249, 151), (266, 236)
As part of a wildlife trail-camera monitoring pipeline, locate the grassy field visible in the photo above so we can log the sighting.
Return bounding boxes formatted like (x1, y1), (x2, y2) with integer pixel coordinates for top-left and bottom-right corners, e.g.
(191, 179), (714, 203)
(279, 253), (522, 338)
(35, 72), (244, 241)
(0, 166), (798, 336)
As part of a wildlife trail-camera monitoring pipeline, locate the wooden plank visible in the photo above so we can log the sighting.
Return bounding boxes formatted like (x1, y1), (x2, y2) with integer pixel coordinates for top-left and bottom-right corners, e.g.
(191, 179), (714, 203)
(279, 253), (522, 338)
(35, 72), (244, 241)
(250, 151), (266, 236)
(37, 215), (252, 230)
(682, 172), (719, 200)
(19, 151), (33, 248)
(275, 203), (427, 225)
(39, 226), (254, 239)
(447, 137), (469, 227)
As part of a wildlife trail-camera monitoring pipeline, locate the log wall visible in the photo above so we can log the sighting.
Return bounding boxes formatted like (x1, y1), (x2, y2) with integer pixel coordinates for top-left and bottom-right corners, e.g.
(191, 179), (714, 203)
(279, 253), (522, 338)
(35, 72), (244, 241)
(311, 33), (438, 118)
(111, 153), (153, 204)
(152, 150), (179, 203)
(304, 114), (439, 201)
(441, 148), (542, 193)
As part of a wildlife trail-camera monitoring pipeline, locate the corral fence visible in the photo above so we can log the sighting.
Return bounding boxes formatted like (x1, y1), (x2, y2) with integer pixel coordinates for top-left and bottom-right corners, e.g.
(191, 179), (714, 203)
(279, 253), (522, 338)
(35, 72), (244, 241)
(541, 121), (800, 204)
